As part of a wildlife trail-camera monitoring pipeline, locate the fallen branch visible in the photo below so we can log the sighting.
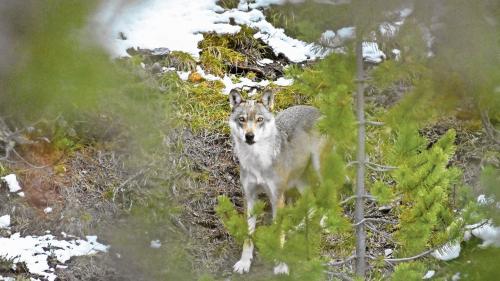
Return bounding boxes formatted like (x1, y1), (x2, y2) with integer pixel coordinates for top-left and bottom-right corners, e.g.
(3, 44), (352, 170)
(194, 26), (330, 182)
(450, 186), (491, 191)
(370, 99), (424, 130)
(327, 254), (356, 266)
(358, 120), (385, 126)
(365, 162), (397, 172)
(340, 194), (376, 205)
(480, 110), (500, 145)
(383, 247), (435, 263)
(325, 271), (354, 281)
(112, 168), (148, 202)
(352, 217), (397, 227)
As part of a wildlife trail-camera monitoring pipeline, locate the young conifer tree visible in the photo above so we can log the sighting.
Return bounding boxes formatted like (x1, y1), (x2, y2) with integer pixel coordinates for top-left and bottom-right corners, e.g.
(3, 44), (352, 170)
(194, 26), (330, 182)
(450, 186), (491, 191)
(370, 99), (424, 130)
(217, 0), (493, 279)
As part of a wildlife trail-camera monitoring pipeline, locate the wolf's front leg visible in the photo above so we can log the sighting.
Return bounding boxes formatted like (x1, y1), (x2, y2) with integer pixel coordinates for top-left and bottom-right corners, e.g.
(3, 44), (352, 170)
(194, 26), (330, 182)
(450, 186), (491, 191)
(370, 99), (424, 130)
(233, 187), (257, 274)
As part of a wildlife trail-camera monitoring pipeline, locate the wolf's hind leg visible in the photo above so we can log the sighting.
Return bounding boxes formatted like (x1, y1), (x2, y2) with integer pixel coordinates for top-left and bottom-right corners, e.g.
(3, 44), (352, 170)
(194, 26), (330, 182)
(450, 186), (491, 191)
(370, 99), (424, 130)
(271, 193), (290, 275)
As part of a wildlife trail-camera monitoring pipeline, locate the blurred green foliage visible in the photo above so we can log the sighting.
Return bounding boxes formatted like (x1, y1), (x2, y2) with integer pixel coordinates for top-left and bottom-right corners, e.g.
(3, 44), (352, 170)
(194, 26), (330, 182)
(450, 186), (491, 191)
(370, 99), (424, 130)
(265, 2), (353, 42)
(0, 1), (199, 280)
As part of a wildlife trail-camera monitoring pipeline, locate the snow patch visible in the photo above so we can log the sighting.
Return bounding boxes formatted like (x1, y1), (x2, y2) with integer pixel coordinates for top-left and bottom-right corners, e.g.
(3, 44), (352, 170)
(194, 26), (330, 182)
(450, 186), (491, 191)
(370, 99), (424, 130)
(99, 0), (322, 63)
(336, 27), (355, 40)
(1, 174), (21, 193)
(171, 65), (292, 94)
(477, 194), (495, 205)
(321, 30), (336, 41)
(384, 248), (393, 257)
(221, 76), (270, 94)
(150, 239), (162, 249)
(392, 49), (401, 61)
(177, 71), (191, 81)
(470, 222), (500, 248)
(257, 58), (274, 65)
(451, 272), (461, 281)
(273, 77), (294, 86)
(0, 233), (109, 281)
(0, 215), (10, 229)
(432, 242), (461, 261)
(362, 42), (386, 63)
(423, 270), (435, 279)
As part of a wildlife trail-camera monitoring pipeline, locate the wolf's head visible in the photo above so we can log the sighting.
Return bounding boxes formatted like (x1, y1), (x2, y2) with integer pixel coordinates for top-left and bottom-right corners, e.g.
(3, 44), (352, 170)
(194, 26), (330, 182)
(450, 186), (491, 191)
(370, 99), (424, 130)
(228, 89), (275, 145)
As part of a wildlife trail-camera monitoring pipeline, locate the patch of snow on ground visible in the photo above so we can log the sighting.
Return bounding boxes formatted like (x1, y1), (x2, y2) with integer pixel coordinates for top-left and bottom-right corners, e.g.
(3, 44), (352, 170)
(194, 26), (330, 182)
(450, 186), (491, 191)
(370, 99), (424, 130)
(362, 42), (386, 63)
(0, 215), (10, 228)
(274, 77), (294, 86)
(462, 195), (500, 248)
(321, 29), (336, 40)
(1, 174), (21, 193)
(150, 239), (162, 249)
(336, 27), (355, 40)
(257, 58), (274, 65)
(470, 222), (500, 248)
(172, 66), (292, 94)
(477, 194), (495, 205)
(392, 49), (401, 61)
(384, 248), (393, 257)
(432, 242), (461, 261)
(177, 71), (191, 81)
(222, 76), (270, 94)
(0, 233), (109, 281)
(452, 272), (461, 281)
(99, 0), (322, 63)
(423, 270), (435, 279)
(379, 22), (398, 37)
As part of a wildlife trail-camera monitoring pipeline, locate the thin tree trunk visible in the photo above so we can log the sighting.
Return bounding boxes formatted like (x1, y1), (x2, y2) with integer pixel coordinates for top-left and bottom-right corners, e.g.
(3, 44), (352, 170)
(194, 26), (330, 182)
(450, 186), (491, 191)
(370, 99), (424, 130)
(354, 40), (366, 277)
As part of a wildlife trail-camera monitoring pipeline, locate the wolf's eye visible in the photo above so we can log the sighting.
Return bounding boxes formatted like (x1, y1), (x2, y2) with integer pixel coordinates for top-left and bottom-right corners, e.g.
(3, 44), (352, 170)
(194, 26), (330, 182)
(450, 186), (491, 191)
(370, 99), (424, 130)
(256, 117), (264, 122)
(239, 117), (245, 122)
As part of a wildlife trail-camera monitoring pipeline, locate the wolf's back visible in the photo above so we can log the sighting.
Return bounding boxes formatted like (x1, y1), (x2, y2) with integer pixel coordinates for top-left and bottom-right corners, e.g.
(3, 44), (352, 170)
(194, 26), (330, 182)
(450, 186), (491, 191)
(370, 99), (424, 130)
(275, 105), (320, 141)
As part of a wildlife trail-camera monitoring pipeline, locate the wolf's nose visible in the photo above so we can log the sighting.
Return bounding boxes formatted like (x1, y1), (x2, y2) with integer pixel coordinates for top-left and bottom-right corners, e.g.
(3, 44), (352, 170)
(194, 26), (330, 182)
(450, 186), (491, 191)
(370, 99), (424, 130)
(245, 133), (255, 143)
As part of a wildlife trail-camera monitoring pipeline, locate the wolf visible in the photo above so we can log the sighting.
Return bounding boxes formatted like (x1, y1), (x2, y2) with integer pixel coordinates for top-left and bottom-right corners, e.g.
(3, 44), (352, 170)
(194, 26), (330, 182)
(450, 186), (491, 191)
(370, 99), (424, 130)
(228, 89), (324, 275)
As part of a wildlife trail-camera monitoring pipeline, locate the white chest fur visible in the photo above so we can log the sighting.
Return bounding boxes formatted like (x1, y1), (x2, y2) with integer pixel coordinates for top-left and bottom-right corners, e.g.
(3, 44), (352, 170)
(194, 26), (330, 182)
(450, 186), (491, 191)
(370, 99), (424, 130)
(236, 140), (276, 170)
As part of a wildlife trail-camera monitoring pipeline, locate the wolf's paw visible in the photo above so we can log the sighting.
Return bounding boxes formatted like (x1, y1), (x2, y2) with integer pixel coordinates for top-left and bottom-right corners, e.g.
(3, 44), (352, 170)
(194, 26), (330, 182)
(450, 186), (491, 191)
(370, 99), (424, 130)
(273, 262), (289, 275)
(233, 259), (251, 274)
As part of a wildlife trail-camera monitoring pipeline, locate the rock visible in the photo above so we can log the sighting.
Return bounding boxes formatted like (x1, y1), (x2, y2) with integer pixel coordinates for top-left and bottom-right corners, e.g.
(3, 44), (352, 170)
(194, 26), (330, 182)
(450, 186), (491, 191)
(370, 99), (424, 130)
(151, 47), (170, 56)
(151, 62), (162, 74)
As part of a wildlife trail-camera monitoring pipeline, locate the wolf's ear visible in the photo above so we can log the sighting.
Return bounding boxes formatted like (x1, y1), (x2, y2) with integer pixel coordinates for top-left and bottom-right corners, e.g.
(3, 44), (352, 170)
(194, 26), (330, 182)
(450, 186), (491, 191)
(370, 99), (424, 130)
(261, 90), (274, 111)
(229, 89), (243, 110)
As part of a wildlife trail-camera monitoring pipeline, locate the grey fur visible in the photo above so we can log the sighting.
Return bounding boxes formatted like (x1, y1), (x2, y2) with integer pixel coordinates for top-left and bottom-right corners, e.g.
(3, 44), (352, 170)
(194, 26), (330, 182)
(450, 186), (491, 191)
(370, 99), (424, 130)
(229, 96), (324, 275)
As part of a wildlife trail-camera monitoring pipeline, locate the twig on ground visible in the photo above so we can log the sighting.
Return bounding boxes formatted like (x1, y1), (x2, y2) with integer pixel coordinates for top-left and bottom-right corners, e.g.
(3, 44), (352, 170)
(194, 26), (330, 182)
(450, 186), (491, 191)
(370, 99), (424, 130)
(340, 194), (376, 205)
(384, 248), (435, 263)
(112, 168), (148, 202)
(352, 217), (397, 227)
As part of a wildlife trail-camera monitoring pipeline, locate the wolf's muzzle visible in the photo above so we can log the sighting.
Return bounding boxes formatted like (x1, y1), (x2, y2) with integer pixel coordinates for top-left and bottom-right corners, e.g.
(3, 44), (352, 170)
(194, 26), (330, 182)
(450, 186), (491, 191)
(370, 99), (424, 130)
(245, 133), (255, 144)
